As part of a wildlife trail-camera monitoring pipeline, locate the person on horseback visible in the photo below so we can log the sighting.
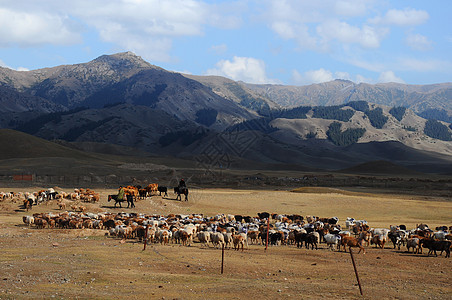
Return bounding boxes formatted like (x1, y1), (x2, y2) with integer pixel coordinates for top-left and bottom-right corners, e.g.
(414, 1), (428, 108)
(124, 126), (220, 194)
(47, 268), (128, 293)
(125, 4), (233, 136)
(117, 186), (125, 201)
(179, 178), (186, 188)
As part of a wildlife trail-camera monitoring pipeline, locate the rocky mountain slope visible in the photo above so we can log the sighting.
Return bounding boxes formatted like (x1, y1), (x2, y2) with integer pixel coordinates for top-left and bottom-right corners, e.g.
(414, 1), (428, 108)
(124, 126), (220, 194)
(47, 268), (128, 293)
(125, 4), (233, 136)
(0, 52), (450, 174)
(242, 80), (452, 117)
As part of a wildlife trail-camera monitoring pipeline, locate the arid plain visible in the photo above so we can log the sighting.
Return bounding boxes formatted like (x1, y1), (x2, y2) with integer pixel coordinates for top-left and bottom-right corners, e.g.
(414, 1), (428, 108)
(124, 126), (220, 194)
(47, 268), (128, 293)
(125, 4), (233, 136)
(0, 186), (451, 299)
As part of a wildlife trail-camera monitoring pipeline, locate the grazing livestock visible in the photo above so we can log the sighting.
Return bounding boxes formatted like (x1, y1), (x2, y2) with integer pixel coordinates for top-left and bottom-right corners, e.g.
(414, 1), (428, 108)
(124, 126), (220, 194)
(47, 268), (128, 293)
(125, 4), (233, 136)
(324, 233), (341, 250)
(406, 238), (422, 254)
(223, 232), (233, 249)
(294, 230), (308, 248)
(247, 230), (260, 245)
(197, 231), (211, 247)
(146, 183), (159, 196)
(22, 215), (34, 226)
(233, 234), (246, 251)
(421, 239), (451, 258)
(370, 234), (387, 249)
(269, 231), (283, 246)
(341, 236), (366, 254)
(389, 230), (407, 250)
(257, 212), (270, 220)
(305, 232), (320, 250)
(158, 186), (168, 197)
(210, 232), (225, 249)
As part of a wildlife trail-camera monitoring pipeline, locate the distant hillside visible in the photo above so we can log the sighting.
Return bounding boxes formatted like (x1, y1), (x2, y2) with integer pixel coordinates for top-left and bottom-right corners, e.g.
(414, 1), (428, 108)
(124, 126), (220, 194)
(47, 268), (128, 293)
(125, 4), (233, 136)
(339, 160), (424, 176)
(242, 80), (452, 116)
(0, 129), (108, 161)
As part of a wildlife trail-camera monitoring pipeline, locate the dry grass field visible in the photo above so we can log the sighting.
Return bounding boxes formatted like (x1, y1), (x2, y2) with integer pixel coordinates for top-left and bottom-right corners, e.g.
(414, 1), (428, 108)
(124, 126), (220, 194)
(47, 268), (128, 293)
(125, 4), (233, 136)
(0, 186), (451, 299)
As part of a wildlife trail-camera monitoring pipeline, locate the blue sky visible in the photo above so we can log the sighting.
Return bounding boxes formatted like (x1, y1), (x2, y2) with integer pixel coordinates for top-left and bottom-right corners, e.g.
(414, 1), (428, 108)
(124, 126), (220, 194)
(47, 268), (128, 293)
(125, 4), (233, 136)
(0, 0), (450, 85)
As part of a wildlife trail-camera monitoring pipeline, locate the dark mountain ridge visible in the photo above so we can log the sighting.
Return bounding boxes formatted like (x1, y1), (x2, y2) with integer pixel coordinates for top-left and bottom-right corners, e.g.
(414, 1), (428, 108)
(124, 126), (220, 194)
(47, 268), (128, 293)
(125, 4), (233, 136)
(0, 52), (450, 175)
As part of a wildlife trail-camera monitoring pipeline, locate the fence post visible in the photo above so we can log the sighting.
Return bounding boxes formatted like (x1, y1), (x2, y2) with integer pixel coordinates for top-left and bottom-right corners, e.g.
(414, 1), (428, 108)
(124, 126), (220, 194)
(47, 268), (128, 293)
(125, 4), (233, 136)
(221, 243), (225, 274)
(349, 248), (363, 296)
(143, 224), (148, 251)
(265, 217), (270, 251)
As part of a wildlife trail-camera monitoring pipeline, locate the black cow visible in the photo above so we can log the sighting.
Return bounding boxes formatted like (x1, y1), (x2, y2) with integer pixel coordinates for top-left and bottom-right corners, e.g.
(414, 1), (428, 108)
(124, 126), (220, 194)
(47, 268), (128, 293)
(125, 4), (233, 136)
(422, 239), (451, 258)
(103, 219), (116, 229)
(294, 231), (308, 248)
(243, 216), (253, 223)
(107, 194), (134, 208)
(158, 186), (168, 197)
(269, 232), (282, 245)
(257, 212), (270, 220)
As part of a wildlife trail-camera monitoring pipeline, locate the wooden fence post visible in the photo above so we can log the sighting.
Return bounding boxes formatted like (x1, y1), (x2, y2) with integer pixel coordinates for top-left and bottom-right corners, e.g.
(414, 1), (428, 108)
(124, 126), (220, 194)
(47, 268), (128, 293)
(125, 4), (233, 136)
(221, 243), (225, 274)
(349, 248), (363, 296)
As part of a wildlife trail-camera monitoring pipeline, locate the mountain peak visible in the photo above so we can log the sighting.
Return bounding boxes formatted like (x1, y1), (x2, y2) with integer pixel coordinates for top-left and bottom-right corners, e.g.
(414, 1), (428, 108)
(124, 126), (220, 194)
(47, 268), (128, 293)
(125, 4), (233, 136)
(92, 52), (155, 70)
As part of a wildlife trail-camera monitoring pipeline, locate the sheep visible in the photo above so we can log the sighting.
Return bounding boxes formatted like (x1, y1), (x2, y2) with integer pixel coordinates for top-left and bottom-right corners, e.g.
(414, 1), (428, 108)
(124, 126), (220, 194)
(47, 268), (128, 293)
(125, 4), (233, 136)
(406, 238), (422, 254)
(22, 215), (34, 226)
(210, 232), (225, 249)
(223, 232), (233, 249)
(197, 231), (211, 247)
(324, 233), (341, 250)
(233, 234), (246, 251)
(305, 231), (320, 250)
(370, 234), (387, 249)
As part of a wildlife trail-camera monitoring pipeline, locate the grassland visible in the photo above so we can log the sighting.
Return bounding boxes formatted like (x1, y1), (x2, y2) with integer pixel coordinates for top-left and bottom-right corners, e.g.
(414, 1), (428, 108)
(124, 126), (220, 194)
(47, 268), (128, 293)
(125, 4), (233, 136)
(0, 186), (451, 299)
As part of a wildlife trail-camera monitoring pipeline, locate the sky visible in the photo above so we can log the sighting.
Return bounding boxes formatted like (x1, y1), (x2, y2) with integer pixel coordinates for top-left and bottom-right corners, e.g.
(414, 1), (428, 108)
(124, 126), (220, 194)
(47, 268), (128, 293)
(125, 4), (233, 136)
(0, 0), (451, 86)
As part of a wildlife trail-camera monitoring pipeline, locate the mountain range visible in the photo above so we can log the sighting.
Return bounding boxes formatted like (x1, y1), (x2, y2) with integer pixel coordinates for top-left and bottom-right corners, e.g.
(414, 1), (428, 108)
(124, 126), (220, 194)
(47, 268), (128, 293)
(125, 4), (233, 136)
(0, 52), (450, 175)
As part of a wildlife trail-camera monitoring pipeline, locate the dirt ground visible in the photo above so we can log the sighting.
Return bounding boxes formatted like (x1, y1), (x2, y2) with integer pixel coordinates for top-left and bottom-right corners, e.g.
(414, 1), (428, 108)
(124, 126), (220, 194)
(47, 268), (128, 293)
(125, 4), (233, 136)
(0, 186), (451, 299)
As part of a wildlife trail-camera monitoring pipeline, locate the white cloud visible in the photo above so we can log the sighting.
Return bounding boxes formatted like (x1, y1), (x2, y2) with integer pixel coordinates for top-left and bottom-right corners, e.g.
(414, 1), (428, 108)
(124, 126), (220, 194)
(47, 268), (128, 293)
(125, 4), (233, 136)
(334, 71), (351, 81)
(0, 59), (29, 71)
(370, 8), (429, 26)
(292, 68), (353, 85)
(0, 8), (81, 47)
(334, 0), (373, 17)
(405, 33), (432, 51)
(264, 0), (383, 51)
(206, 56), (278, 84)
(355, 74), (375, 84)
(378, 71), (405, 83)
(271, 22), (296, 40)
(0, 59), (9, 68)
(304, 68), (334, 83)
(71, 0), (208, 62)
(292, 68), (380, 85)
(317, 20), (387, 49)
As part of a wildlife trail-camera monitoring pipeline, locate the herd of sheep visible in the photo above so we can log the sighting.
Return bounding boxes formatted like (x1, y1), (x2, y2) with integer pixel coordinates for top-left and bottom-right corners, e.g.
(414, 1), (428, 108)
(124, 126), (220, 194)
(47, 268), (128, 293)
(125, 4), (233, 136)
(20, 209), (452, 258)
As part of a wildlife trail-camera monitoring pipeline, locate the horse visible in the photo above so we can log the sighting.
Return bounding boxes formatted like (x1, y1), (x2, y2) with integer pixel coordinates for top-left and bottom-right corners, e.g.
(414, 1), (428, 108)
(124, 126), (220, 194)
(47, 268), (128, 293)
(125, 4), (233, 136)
(174, 186), (188, 201)
(107, 194), (134, 208)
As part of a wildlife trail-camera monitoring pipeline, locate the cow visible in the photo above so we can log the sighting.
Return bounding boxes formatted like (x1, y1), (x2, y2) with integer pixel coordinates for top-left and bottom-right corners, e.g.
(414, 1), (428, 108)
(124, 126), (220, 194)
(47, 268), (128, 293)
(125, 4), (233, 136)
(146, 183), (159, 196)
(421, 239), (451, 258)
(158, 186), (168, 197)
(341, 236), (366, 254)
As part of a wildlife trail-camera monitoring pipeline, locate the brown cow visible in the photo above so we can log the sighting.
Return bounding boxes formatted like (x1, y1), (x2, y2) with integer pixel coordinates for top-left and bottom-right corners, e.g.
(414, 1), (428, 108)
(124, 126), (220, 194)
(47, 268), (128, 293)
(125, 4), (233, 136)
(341, 236), (366, 254)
